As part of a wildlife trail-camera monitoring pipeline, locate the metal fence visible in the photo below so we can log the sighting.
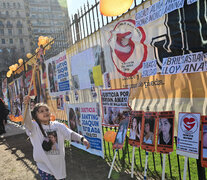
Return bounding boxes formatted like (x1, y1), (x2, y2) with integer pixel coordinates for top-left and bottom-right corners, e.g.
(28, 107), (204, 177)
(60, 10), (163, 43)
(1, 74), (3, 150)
(11, 0), (207, 179)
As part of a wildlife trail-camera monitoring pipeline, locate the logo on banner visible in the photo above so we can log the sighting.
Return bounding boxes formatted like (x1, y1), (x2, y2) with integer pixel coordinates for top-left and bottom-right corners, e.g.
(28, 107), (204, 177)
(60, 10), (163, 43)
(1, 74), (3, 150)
(180, 114), (198, 134)
(108, 19), (147, 77)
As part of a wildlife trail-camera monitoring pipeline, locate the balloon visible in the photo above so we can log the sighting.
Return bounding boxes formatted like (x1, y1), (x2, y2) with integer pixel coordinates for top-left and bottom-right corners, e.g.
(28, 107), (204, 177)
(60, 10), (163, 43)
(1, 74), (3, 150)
(26, 53), (33, 59)
(104, 130), (117, 143)
(18, 58), (24, 64)
(100, 0), (133, 16)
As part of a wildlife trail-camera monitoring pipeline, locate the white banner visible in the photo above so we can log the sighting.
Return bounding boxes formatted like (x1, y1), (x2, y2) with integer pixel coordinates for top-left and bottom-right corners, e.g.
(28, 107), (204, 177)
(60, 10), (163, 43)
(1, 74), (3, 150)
(176, 112), (200, 159)
(142, 59), (157, 77)
(101, 89), (130, 126)
(66, 102), (104, 158)
(45, 50), (70, 96)
(162, 52), (205, 75)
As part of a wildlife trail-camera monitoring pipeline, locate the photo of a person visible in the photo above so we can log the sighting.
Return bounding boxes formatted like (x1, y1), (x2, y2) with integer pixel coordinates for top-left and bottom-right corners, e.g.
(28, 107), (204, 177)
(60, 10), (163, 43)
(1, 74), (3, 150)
(69, 108), (78, 133)
(48, 131), (58, 151)
(48, 63), (55, 93)
(158, 118), (173, 145)
(129, 117), (141, 141)
(114, 123), (127, 144)
(143, 118), (154, 144)
(203, 125), (207, 158)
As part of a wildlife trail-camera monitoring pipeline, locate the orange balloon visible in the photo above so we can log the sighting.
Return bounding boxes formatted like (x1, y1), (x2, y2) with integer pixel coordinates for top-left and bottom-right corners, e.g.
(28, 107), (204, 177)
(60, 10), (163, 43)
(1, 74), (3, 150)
(104, 130), (117, 143)
(100, 0), (133, 16)
(50, 114), (56, 121)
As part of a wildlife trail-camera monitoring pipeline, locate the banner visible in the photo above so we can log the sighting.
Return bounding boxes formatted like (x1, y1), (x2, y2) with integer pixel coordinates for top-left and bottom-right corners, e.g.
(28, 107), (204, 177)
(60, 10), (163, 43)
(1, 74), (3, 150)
(101, 0), (207, 131)
(101, 88), (130, 126)
(176, 112), (200, 159)
(45, 50), (70, 96)
(71, 46), (105, 90)
(66, 102), (104, 158)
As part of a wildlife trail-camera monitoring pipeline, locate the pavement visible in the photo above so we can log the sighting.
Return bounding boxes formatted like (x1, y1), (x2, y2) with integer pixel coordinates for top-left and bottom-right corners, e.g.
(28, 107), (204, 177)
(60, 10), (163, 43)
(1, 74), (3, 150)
(0, 121), (142, 180)
(0, 120), (25, 138)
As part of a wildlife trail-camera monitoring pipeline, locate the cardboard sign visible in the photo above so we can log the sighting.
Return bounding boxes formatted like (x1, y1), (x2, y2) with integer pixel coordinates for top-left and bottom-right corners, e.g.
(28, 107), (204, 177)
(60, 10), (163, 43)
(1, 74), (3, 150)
(157, 111), (175, 154)
(201, 116), (207, 167)
(128, 111), (144, 147)
(176, 112), (201, 159)
(141, 112), (158, 152)
(113, 115), (130, 149)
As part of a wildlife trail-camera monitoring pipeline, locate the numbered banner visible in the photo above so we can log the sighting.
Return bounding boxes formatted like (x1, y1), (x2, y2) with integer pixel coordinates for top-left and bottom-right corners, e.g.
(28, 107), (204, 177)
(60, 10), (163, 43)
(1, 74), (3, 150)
(176, 112), (201, 159)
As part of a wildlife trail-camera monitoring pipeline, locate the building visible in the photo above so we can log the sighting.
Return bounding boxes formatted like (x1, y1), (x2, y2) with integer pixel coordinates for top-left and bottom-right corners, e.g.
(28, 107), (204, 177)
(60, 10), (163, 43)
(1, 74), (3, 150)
(0, 0), (32, 76)
(27, 0), (69, 50)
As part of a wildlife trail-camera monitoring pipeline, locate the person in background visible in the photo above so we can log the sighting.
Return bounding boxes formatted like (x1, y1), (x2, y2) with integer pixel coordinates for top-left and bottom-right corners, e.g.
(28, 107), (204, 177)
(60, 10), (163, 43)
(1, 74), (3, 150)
(0, 98), (9, 135)
(24, 96), (90, 180)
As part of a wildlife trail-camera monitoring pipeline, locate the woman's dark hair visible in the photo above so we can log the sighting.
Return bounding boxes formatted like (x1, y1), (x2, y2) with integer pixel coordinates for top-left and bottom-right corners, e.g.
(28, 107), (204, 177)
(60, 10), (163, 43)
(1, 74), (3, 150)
(31, 103), (52, 151)
(144, 118), (154, 132)
(159, 118), (173, 137)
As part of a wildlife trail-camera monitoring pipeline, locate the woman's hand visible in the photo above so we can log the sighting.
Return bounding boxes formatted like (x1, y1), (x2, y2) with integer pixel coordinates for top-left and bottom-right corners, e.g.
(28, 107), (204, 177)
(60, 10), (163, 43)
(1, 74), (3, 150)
(24, 96), (31, 105)
(83, 138), (90, 149)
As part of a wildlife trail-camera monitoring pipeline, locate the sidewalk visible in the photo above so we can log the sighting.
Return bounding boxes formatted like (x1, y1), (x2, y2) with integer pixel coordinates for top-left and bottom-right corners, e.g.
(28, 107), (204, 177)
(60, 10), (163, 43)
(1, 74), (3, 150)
(0, 121), (141, 180)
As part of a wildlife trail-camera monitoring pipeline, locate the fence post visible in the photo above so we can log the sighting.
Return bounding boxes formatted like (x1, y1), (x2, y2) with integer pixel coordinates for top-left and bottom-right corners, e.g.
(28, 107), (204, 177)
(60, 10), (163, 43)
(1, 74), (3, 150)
(197, 141), (206, 180)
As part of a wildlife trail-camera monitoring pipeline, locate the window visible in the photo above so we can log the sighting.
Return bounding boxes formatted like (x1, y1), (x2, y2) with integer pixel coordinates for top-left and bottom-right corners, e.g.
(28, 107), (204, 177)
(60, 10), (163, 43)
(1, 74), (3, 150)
(2, 39), (5, 44)
(0, 21), (4, 28)
(6, 11), (9, 16)
(8, 29), (12, 35)
(18, 3), (20, 8)
(9, 39), (13, 44)
(3, 3), (6, 8)
(7, 2), (10, 8)
(18, 28), (22, 34)
(21, 48), (25, 53)
(16, 11), (20, 16)
(13, 2), (16, 8)
(0, 29), (4, 35)
(20, 38), (23, 44)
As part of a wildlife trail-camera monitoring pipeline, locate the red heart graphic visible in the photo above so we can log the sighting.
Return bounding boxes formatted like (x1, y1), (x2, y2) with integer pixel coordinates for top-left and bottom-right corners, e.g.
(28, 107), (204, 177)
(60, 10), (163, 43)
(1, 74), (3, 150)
(183, 118), (195, 131)
(114, 32), (135, 63)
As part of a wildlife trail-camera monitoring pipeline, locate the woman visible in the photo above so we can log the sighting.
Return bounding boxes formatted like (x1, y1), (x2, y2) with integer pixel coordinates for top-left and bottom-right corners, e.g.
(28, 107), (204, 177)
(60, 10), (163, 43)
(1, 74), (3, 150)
(115, 124), (126, 144)
(143, 119), (154, 144)
(158, 118), (173, 145)
(129, 117), (140, 141)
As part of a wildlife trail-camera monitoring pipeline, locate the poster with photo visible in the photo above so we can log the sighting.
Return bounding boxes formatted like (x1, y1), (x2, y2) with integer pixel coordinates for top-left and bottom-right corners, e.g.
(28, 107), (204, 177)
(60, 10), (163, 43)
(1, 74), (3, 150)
(128, 111), (143, 147)
(157, 111), (175, 154)
(45, 50), (70, 96)
(141, 112), (158, 152)
(201, 116), (207, 168)
(71, 46), (105, 90)
(57, 95), (64, 110)
(113, 115), (130, 149)
(176, 112), (201, 159)
(67, 102), (104, 158)
(101, 88), (130, 126)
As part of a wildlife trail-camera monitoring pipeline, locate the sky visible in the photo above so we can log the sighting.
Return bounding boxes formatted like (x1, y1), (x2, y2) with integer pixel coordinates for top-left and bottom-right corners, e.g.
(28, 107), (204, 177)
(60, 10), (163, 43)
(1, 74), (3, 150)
(67, 0), (93, 16)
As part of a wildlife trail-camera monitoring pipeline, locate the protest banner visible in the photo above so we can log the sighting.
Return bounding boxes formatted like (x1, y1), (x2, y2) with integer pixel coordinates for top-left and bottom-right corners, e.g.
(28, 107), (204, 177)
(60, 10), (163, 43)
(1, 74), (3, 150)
(141, 112), (158, 152)
(66, 102), (104, 158)
(201, 116), (207, 168)
(157, 111), (175, 153)
(45, 50), (70, 96)
(142, 59), (157, 77)
(176, 112), (200, 159)
(71, 46), (105, 90)
(101, 88), (130, 126)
